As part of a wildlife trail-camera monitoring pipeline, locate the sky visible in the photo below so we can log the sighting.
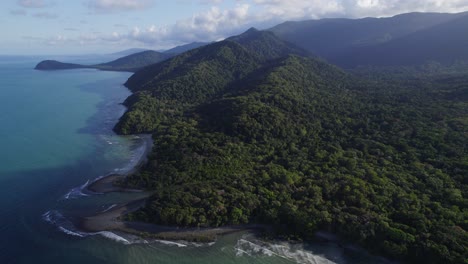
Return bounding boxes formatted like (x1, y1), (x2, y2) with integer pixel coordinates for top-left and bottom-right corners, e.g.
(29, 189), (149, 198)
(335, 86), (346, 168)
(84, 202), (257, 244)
(1, 0), (468, 55)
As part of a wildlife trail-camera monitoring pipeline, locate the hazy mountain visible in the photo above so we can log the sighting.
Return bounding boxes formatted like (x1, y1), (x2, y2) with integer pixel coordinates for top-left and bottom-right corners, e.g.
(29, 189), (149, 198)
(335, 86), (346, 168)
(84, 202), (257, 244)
(269, 12), (468, 67)
(163, 42), (210, 55)
(95, 50), (172, 71)
(109, 48), (150, 57)
(331, 13), (468, 67)
(35, 50), (172, 72)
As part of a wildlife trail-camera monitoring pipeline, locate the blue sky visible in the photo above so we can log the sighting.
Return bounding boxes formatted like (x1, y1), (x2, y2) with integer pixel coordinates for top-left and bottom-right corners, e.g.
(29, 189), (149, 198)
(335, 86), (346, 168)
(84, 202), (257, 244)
(2, 0), (468, 55)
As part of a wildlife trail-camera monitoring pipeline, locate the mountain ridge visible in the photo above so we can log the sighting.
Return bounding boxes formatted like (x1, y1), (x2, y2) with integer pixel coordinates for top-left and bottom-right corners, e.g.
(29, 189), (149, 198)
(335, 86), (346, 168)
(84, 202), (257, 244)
(34, 41), (211, 72)
(269, 11), (468, 67)
(163, 42), (210, 55)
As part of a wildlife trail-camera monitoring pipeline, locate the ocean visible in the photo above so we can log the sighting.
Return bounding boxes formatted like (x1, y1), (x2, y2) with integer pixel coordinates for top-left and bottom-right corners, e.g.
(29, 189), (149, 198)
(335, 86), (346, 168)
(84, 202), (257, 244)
(0, 57), (386, 264)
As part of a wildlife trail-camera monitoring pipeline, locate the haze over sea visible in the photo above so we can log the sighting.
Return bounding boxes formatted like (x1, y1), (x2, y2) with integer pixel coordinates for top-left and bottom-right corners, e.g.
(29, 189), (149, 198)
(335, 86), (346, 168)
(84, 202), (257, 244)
(0, 57), (385, 264)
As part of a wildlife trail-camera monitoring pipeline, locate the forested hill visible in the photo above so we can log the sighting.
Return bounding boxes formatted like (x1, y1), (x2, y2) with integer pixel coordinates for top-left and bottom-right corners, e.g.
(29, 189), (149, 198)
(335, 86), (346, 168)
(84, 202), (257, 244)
(269, 11), (468, 67)
(115, 28), (467, 263)
(35, 50), (172, 72)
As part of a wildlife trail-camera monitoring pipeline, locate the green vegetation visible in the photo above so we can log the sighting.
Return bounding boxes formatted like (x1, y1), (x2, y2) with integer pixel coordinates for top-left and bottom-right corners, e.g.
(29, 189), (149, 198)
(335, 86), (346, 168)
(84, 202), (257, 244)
(115, 29), (467, 263)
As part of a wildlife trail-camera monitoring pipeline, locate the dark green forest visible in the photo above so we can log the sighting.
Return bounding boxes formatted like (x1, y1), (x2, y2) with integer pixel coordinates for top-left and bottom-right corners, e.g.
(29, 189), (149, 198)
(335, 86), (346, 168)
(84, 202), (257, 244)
(114, 29), (467, 263)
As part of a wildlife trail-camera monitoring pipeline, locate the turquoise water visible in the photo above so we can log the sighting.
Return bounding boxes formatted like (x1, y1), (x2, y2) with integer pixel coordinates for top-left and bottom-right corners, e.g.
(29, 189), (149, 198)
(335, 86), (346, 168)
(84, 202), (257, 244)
(0, 57), (388, 264)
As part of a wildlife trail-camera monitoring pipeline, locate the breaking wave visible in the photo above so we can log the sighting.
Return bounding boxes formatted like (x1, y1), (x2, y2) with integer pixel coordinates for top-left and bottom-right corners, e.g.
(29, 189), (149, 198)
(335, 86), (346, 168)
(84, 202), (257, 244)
(62, 180), (90, 199)
(42, 210), (140, 244)
(42, 210), (200, 247)
(234, 236), (339, 264)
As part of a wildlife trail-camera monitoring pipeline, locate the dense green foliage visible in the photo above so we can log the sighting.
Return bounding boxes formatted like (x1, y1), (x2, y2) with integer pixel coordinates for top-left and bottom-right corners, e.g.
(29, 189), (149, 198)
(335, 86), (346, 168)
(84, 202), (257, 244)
(116, 29), (467, 263)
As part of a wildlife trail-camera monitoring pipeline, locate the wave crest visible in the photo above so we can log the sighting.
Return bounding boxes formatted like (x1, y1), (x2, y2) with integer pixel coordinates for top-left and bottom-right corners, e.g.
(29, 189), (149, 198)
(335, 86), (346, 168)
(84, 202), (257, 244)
(234, 236), (338, 264)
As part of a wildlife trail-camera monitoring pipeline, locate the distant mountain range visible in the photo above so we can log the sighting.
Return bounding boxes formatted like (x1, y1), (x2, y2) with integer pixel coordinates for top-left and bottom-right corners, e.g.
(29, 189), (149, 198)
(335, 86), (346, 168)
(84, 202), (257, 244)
(109, 48), (150, 57)
(35, 42), (210, 72)
(35, 50), (172, 72)
(270, 12), (468, 67)
(36, 12), (468, 71)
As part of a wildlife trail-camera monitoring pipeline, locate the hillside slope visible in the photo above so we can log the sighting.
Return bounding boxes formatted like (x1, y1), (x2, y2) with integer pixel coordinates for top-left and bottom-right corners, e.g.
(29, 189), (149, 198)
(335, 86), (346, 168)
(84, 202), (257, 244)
(115, 28), (467, 263)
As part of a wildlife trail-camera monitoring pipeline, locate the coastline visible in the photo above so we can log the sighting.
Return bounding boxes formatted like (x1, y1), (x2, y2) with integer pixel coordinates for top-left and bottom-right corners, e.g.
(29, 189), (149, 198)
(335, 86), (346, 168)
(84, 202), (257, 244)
(79, 198), (266, 242)
(87, 134), (152, 194)
(82, 133), (263, 242)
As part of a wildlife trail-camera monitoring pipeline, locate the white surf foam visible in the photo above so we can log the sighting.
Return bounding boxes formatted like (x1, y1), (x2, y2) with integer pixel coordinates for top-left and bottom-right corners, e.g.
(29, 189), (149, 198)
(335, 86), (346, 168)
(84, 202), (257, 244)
(234, 236), (337, 264)
(58, 226), (85, 237)
(43, 209), (132, 244)
(62, 180), (90, 199)
(42, 210), (62, 224)
(101, 204), (118, 213)
(95, 231), (131, 245)
(154, 240), (187, 248)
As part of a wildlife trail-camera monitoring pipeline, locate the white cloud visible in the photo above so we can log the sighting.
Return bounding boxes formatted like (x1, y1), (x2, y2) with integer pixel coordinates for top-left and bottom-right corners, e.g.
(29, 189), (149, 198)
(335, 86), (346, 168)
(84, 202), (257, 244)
(82, 4), (252, 47)
(87, 0), (155, 12)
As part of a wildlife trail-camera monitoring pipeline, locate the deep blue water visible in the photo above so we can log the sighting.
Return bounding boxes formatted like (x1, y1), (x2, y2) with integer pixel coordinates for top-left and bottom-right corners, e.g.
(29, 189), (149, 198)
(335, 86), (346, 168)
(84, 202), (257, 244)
(0, 57), (388, 264)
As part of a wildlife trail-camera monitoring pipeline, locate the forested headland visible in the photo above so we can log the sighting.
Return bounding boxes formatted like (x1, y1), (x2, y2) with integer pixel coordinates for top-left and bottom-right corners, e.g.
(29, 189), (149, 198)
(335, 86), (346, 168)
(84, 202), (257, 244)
(111, 28), (467, 263)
